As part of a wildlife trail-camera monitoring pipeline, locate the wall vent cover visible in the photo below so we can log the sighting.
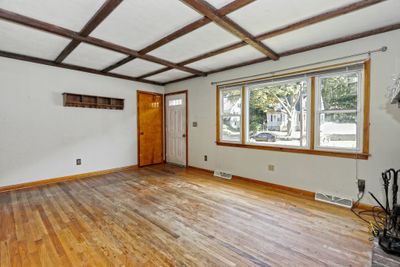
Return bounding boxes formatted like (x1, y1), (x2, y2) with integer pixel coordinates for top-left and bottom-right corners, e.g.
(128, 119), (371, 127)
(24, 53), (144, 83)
(315, 192), (353, 208)
(214, 170), (232, 180)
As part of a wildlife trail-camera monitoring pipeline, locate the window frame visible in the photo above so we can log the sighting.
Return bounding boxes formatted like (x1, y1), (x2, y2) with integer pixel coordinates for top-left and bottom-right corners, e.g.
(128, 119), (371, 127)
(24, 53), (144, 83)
(216, 60), (371, 160)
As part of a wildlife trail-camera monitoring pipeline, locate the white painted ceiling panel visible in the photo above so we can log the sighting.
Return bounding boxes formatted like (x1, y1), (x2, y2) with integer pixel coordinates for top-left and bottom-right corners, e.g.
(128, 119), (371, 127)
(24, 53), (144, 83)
(187, 46), (264, 72)
(263, 0), (400, 54)
(227, 0), (359, 36)
(64, 43), (127, 70)
(149, 23), (240, 63)
(111, 58), (165, 77)
(147, 69), (192, 83)
(0, 0), (105, 31)
(0, 21), (71, 60)
(205, 0), (235, 9)
(91, 0), (202, 50)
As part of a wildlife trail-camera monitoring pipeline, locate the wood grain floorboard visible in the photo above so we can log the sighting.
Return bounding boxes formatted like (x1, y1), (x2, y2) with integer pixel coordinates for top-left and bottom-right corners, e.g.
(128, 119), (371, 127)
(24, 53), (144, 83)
(0, 164), (371, 266)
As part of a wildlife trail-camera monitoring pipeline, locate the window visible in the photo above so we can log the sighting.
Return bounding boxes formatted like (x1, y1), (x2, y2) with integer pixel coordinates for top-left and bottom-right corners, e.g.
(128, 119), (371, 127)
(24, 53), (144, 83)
(168, 99), (182, 106)
(217, 61), (370, 159)
(316, 71), (362, 151)
(247, 78), (309, 148)
(220, 87), (242, 142)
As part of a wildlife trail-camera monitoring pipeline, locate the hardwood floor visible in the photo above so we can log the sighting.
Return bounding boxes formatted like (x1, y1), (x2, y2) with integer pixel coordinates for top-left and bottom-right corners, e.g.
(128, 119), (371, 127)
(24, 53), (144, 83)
(0, 164), (371, 266)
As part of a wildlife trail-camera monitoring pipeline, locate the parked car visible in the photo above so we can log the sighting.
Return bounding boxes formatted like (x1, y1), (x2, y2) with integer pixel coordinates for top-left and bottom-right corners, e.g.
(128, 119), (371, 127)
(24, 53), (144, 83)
(251, 132), (276, 142)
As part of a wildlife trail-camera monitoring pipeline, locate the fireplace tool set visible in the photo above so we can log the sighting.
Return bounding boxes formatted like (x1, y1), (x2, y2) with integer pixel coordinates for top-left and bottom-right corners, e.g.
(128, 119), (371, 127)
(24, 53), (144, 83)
(368, 169), (400, 255)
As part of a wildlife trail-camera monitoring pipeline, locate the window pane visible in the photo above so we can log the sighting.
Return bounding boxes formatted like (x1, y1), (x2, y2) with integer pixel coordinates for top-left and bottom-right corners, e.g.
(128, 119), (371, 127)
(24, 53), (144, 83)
(248, 80), (308, 147)
(168, 99), (182, 106)
(222, 116), (241, 141)
(319, 112), (357, 149)
(320, 72), (358, 111)
(222, 89), (241, 115)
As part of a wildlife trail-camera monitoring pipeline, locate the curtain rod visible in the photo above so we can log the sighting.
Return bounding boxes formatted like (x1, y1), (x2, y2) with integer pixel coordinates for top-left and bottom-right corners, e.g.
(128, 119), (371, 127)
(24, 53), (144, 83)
(211, 46), (387, 86)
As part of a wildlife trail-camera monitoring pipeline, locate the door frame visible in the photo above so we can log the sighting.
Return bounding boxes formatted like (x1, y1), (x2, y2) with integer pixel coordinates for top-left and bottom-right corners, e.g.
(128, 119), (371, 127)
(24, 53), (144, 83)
(137, 90), (164, 167)
(164, 90), (188, 167)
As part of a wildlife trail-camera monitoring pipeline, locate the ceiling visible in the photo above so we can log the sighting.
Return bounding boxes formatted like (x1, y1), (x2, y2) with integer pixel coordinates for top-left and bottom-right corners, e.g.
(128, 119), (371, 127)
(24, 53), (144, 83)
(0, 0), (399, 86)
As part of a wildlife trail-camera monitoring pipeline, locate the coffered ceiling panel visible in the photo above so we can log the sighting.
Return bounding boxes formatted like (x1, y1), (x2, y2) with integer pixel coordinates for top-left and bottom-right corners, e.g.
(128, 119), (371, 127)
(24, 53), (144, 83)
(149, 23), (240, 63)
(263, 0), (400, 54)
(0, 0), (105, 31)
(146, 69), (193, 83)
(90, 0), (202, 50)
(63, 43), (127, 70)
(111, 59), (165, 77)
(0, 20), (71, 60)
(227, 0), (358, 36)
(205, 0), (235, 9)
(187, 46), (264, 72)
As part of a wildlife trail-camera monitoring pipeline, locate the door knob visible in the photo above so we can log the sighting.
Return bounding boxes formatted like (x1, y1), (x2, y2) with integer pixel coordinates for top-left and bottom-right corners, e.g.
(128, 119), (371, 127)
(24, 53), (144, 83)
(140, 132), (144, 135)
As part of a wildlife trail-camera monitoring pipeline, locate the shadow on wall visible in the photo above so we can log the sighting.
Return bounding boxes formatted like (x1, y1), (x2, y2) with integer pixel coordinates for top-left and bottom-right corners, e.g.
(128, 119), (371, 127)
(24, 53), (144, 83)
(52, 91), (62, 106)
(384, 103), (400, 123)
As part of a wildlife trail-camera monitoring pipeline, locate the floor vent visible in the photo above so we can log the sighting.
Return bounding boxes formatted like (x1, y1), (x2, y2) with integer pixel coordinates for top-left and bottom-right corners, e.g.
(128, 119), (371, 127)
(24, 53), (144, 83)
(315, 192), (353, 208)
(214, 170), (232, 180)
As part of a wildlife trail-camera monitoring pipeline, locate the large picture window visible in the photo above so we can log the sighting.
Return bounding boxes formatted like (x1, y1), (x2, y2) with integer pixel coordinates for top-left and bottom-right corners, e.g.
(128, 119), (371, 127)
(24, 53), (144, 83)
(217, 61), (370, 159)
(247, 78), (309, 148)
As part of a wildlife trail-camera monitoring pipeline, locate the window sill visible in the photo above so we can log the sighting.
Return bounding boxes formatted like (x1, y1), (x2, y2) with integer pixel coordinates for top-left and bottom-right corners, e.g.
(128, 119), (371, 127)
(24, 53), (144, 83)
(216, 141), (369, 160)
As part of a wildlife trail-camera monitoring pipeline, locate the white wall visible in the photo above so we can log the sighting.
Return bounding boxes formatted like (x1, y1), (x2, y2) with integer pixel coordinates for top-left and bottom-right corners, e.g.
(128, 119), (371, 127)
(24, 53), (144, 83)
(0, 58), (163, 187)
(165, 30), (400, 205)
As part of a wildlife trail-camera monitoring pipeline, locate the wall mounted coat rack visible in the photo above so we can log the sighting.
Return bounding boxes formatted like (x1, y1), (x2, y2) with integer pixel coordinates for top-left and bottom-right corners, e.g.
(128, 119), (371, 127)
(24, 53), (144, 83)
(63, 93), (124, 110)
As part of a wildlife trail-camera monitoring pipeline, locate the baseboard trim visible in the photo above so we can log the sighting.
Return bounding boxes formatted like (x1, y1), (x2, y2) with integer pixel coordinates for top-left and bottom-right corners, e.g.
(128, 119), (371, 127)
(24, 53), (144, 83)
(356, 202), (379, 211)
(234, 175), (315, 199)
(0, 165), (138, 193)
(187, 165), (375, 209)
(187, 165), (214, 174)
(188, 165), (314, 199)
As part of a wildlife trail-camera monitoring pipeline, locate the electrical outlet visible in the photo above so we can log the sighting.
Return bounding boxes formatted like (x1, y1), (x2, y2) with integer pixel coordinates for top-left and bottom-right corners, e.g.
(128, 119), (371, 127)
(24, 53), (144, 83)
(76, 159), (81, 165)
(204, 155), (207, 161)
(268, 164), (275, 171)
(357, 179), (365, 193)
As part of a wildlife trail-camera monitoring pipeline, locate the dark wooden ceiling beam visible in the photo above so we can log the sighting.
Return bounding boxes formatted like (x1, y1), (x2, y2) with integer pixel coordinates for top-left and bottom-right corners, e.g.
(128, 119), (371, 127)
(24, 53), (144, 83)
(102, 0), (255, 73)
(137, 67), (172, 79)
(179, 41), (247, 65)
(138, 17), (210, 55)
(145, 0), (385, 79)
(164, 22), (400, 84)
(280, 22), (400, 57)
(101, 55), (136, 72)
(0, 50), (163, 86)
(137, 41), (246, 79)
(180, 0), (279, 60)
(0, 8), (204, 75)
(140, 0), (254, 55)
(55, 0), (123, 63)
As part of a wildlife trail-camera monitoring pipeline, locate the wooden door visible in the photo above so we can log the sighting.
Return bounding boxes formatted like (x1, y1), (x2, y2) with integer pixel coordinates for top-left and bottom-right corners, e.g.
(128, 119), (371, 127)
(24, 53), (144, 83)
(137, 91), (163, 167)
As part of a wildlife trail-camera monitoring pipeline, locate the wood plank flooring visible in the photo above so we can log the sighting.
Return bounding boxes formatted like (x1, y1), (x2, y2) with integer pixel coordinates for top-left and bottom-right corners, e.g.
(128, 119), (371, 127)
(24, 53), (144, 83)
(0, 164), (371, 266)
